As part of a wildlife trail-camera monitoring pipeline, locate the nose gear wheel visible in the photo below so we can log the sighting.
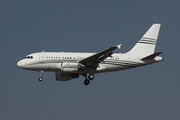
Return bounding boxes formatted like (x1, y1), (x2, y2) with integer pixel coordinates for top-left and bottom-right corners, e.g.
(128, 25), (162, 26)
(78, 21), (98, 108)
(39, 71), (44, 81)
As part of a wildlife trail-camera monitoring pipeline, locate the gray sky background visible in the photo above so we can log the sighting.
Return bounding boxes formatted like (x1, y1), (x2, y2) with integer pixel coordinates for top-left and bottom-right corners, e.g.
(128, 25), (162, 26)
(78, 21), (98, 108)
(1, 0), (180, 120)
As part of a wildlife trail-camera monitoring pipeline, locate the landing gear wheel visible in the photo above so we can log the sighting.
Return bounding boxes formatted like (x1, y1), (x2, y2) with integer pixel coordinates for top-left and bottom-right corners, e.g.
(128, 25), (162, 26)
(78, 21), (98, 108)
(39, 77), (43, 81)
(88, 74), (94, 80)
(84, 79), (90, 85)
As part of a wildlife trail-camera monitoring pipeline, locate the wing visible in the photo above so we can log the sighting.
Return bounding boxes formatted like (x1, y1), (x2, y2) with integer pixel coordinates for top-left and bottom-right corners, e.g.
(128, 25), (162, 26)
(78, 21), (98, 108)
(79, 44), (121, 67)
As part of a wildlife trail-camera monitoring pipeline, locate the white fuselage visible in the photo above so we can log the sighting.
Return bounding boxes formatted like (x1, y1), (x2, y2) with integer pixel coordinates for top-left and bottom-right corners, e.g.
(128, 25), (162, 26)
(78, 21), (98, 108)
(17, 52), (162, 74)
(17, 24), (163, 85)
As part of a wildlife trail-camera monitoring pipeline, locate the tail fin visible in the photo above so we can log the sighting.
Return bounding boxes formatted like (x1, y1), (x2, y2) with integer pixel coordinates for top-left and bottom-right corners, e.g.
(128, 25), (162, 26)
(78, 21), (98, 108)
(128, 24), (161, 55)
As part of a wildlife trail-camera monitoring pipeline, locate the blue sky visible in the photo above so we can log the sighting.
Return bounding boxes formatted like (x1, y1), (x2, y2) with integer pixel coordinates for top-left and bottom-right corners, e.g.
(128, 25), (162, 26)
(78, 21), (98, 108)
(0, 0), (180, 120)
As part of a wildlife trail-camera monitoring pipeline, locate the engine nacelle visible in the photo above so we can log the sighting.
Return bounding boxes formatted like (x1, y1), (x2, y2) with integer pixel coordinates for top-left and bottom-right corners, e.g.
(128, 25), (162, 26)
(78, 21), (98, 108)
(56, 62), (85, 73)
(55, 72), (79, 81)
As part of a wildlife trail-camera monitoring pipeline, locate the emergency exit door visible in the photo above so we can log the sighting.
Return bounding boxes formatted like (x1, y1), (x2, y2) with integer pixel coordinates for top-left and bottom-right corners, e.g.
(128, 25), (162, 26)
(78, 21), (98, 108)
(39, 51), (44, 63)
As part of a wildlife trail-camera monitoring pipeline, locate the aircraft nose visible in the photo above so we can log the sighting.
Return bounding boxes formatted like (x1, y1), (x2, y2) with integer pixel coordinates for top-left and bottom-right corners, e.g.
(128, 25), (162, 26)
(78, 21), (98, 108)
(17, 61), (23, 67)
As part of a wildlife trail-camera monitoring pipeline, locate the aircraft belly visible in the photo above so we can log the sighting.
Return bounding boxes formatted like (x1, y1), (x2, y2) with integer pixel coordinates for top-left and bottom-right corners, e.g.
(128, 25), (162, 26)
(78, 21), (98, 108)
(28, 63), (59, 71)
(24, 61), (147, 73)
(76, 64), (128, 74)
(100, 64), (128, 72)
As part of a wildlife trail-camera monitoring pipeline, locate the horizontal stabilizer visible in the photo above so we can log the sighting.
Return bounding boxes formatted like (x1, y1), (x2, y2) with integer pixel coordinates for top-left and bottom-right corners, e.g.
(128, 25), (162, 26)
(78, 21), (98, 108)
(141, 52), (162, 60)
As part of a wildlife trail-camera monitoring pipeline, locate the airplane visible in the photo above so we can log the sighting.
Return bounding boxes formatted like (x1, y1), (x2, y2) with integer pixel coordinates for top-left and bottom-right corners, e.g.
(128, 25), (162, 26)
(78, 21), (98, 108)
(17, 24), (163, 85)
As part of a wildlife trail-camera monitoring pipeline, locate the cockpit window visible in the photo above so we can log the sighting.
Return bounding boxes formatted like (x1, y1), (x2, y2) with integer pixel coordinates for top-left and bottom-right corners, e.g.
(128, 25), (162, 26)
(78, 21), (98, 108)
(25, 56), (33, 59)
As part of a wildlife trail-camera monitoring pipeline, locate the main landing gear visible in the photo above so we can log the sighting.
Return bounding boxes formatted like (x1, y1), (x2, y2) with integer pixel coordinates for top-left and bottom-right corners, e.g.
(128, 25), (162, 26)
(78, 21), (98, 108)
(83, 74), (94, 86)
(39, 71), (44, 81)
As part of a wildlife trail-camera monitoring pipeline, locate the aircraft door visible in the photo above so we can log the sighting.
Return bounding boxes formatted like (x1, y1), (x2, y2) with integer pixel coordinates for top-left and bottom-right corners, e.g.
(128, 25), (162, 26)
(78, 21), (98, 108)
(39, 51), (44, 63)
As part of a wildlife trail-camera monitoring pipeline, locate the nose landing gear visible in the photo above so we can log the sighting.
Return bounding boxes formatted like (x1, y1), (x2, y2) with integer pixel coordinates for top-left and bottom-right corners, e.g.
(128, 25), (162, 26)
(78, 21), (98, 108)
(39, 71), (44, 81)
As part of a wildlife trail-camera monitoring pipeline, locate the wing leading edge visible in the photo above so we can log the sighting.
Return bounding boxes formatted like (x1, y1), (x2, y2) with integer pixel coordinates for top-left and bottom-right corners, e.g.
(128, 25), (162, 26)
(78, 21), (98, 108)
(79, 44), (121, 66)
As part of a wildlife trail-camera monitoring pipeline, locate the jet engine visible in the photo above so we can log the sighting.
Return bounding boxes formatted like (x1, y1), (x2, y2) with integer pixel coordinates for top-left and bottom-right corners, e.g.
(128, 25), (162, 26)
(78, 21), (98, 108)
(56, 62), (85, 73)
(55, 72), (79, 81)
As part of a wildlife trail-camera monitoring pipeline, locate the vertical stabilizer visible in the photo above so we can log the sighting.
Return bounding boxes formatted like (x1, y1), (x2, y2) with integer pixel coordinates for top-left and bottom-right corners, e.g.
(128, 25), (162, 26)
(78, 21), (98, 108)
(128, 24), (161, 55)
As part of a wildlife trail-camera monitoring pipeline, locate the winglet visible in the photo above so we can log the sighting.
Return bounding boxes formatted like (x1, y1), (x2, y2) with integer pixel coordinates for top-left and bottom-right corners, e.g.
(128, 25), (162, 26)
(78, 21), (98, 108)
(116, 44), (122, 49)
